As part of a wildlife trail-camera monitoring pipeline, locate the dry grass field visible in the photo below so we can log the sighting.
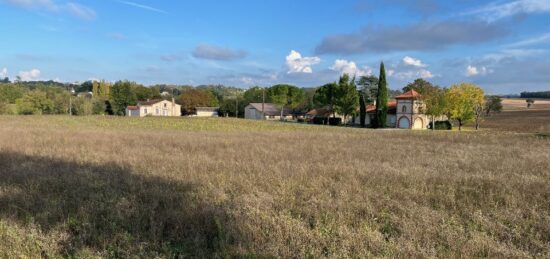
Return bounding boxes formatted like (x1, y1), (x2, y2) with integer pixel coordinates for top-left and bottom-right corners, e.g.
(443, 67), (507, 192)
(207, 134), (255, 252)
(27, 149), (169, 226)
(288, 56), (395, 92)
(0, 116), (549, 258)
(480, 98), (550, 133)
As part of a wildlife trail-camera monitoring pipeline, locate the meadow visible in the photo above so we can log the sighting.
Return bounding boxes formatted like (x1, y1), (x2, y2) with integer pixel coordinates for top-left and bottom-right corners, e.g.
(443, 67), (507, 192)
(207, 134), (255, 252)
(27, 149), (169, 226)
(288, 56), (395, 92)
(0, 115), (549, 258)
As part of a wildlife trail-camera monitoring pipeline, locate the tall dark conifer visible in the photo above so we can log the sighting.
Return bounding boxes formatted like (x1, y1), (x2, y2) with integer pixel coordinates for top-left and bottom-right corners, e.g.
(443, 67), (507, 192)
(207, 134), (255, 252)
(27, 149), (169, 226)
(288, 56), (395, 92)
(359, 90), (366, 127)
(375, 62), (388, 128)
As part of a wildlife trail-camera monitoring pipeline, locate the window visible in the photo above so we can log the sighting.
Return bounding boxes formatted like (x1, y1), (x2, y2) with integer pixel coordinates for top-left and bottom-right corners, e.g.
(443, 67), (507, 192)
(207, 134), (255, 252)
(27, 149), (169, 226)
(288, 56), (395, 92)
(156, 108), (159, 115)
(402, 105), (407, 113)
(164, 103), (167, 108)
(144, 108), (148, 114)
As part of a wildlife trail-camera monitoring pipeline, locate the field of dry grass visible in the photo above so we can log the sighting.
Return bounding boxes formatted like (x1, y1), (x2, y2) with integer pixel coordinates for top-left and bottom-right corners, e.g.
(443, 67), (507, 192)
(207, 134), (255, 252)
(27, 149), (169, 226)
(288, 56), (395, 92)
(480, 98), (550, 133)
(0, 116), (549, 258)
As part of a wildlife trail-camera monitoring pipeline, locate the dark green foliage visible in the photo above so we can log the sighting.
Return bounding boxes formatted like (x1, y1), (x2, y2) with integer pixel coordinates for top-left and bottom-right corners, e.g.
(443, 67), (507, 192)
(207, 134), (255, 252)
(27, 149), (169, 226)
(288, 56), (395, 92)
(312, 117), (328, 125)
(111, 81), (138, 116)
(375, 62), (388, 128)
(268, 84), (304, 119)
(359, 90), (367, 128)
(485, 96), (503, 116)
(357, 75), (378, 104)
(521, 91), (550, 98)
(427, 121), (453, 130)
(328, 117), (342, 126)
(314, 83), (340, 117)
(335, 74), (359, 123)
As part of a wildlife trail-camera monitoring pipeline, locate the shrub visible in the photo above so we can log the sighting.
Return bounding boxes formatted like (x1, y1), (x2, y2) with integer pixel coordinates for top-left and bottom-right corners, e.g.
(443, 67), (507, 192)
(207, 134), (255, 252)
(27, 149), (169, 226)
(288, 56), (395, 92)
(427, 121), (452, 130)
(312, 117), (328, 125)
(328, 117), (342, 126)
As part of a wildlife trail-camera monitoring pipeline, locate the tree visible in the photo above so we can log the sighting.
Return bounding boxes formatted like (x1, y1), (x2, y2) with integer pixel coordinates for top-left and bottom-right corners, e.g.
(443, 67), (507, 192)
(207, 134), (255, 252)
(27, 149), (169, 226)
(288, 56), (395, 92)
(424, 87), (446, 131)
(111, 81), (137, 116)
(526, 99), (535, 108)
(179, 88), (219, 115)
(335, 74), (359, 124)
(243, 86), (270, 105)
(314, 83), (340, 118)
(444, 83), (485, 131)
(358, 90), (367, 127)
(0, 83), (26, 103)
(484, 96), (503, 116)
(402, 78), (437, 94)
(15, 90), (55, 115)
(357, 75), (378, 104)
(268, 84), (304, 120)
(375, 62), (388, 128)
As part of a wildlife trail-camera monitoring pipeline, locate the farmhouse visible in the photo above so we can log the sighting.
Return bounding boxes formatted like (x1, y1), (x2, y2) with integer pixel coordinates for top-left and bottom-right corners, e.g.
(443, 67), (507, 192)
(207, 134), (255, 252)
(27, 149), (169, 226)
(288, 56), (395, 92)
(245, 103), (292, 120)
(126, 99), (182, 117)
(354, 90), (430, 129)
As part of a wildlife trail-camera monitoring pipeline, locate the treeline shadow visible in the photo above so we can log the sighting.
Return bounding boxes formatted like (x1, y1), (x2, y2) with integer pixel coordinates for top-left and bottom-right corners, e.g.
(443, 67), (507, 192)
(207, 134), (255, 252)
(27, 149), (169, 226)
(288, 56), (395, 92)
(0, 152), (234, 257)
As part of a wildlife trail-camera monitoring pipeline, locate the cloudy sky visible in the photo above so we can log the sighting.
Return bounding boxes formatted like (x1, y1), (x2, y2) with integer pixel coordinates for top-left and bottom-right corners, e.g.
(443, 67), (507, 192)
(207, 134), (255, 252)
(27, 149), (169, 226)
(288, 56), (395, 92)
(0, 0), (549, 93)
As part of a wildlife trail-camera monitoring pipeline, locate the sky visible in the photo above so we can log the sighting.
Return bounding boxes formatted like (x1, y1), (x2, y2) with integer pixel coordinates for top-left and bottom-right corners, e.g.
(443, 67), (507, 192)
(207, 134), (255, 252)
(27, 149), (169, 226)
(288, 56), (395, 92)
(0, 0), (549, 94)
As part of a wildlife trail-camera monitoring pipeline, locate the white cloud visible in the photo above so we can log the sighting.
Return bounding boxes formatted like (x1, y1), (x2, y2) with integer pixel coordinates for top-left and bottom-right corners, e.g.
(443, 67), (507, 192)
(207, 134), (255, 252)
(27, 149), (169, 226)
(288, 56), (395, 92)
(2, 0), (96, 20)
(466, 65), (493, 77)
(116, 0), (167, 14)
(464, 0), (550, 22)
(64, 2), (96, 20)
(506, 33), (550, 48)
(0, 68), (7, 78)
(329, 59), (372, 76)
(285, 50), (320, 74)
(18, 69), (41, 81)
(393, 69), (434, 80)
(403, 56), (427, 67)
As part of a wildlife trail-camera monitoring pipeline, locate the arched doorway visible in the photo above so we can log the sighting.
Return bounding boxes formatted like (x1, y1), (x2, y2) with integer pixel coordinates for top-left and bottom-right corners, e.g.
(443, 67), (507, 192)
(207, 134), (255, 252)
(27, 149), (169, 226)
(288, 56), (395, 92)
(413, 118), (424, 129)
(398, 116), (410, 129)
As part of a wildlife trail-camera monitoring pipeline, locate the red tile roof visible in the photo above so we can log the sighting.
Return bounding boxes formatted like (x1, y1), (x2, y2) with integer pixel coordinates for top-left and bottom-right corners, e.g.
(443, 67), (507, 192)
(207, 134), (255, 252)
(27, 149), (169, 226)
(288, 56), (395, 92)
(395, 90), (422, 99)
(138, 99), (164, 106)
(127, 106), (139, 110)
(367, 101), (397, 113)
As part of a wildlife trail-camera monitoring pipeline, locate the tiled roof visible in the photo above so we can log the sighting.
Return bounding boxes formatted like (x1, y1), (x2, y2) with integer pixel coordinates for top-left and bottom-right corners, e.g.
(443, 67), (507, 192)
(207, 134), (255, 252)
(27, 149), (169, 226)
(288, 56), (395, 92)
(395, 90), (422, 99)
(367, 101), (397, 114)
(247, 103), (291, 116)
(138, 99), (164, 106)
(127, 106), (139, 110)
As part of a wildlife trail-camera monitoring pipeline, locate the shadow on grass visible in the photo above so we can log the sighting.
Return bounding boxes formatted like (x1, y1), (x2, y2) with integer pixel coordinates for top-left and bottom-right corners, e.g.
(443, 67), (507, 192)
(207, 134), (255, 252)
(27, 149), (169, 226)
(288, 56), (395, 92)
(0, 152), (232, 257)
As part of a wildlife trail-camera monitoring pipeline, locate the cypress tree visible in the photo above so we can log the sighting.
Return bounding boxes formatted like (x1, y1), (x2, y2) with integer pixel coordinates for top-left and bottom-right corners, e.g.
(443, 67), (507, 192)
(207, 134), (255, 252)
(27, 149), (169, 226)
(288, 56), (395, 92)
(359, 90), (366, 127)
(375, 62), (388, 128)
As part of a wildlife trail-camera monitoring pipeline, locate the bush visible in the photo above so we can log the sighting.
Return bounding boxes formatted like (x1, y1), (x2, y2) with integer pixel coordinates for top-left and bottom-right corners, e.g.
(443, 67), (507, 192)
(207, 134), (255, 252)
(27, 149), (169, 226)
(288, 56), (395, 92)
(427, 121), (452, 130)
(312, 117), (328, 125)
(328, 117), (342, 126)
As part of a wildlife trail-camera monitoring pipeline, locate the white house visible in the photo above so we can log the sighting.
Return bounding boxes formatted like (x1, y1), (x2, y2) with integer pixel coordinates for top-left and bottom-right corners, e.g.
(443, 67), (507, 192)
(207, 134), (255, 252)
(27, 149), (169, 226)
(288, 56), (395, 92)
(126, 99), (181, 117)
(245, 103), (292, 120)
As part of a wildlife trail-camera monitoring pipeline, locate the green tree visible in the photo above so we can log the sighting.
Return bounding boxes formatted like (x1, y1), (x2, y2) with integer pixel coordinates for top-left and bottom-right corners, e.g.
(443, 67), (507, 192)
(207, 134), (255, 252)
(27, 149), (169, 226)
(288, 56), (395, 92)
(358, 90), (367, 127)
(445, 83), (485, 131)
(314, 83), (340, 118)
(357, 75), (378, 104)
(243, 86), (270, 105)
(179, 88), (220, 115)
(111, 81), (137, 116)
(402, 78), (437, 94)
(424, 87), (446, 130)
(268, 84), (304, 120)
(0, 83), (26, 103)
(335, 74), (359, 124)
(15, 90), (55, 115)
(375, 62), (388, 128)
(484, 96), (503, 116)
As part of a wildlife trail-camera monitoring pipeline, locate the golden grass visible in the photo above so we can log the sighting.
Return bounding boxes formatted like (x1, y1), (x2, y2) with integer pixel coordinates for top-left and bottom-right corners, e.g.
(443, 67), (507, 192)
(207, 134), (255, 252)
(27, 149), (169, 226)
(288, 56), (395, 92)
(0, 116), (549, 258)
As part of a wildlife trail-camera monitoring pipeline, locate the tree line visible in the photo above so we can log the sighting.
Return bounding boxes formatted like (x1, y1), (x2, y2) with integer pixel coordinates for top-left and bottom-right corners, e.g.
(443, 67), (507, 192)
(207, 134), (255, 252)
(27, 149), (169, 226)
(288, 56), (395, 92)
(520, 91), (550, 99)
(0, 70), (502, 130)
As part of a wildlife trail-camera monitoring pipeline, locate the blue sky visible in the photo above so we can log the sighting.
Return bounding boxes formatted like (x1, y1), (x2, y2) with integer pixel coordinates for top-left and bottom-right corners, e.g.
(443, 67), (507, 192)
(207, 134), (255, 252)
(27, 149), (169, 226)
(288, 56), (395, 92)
(0, 0), (549, 94)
